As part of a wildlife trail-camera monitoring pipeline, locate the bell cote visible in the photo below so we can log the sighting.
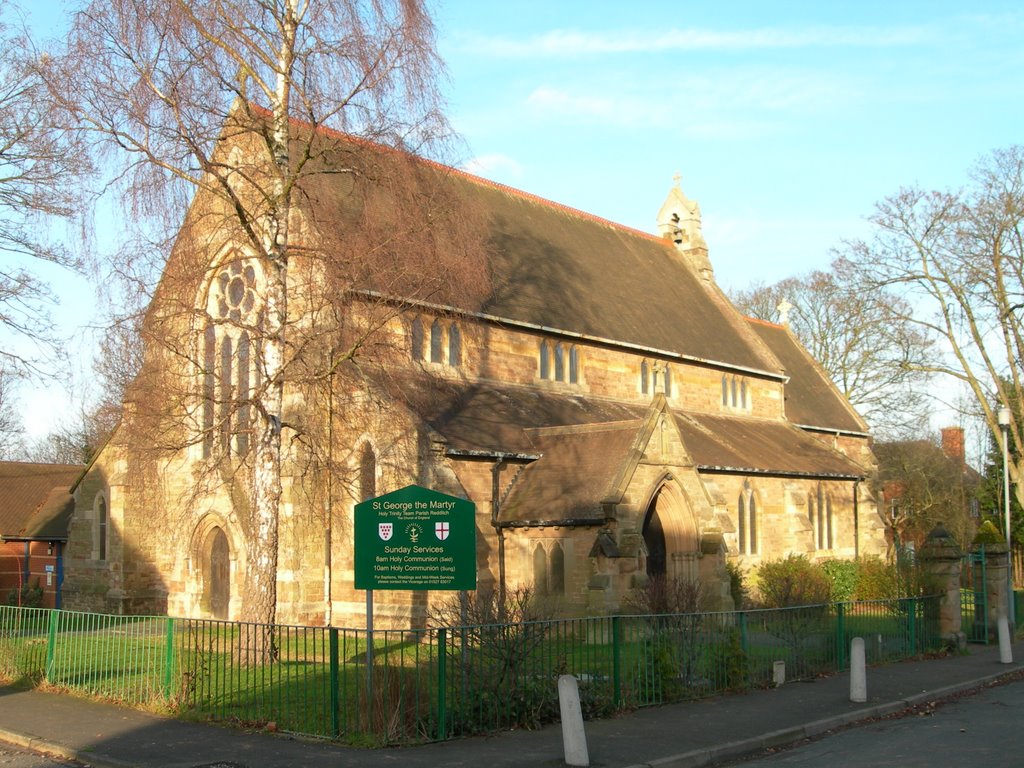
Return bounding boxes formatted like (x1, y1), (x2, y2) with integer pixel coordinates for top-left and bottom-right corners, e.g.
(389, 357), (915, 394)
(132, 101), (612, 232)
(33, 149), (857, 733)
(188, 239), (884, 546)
(656, 174), (713, 281)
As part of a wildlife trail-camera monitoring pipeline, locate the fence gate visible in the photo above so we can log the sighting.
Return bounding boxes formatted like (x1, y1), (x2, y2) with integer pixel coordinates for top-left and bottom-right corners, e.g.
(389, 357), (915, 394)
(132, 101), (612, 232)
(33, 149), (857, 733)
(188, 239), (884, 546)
(961, 549), (988, 644)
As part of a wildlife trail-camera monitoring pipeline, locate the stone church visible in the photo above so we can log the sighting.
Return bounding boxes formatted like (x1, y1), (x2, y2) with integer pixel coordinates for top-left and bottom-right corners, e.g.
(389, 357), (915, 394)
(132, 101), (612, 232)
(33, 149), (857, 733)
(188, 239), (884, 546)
(61, 118), (887, 627)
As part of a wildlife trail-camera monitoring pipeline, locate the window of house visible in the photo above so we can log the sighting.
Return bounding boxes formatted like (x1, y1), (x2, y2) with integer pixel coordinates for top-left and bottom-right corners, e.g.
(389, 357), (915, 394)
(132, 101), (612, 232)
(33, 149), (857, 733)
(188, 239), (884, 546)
(737, 494), (746, 555)
(641, 360), (650, 395)
(568, 346), (579, 384)
(539, 340), (551, 379)
(663, 365), (672, 397)
(554, 342), (565, 381)
(202, 255), (262, 459)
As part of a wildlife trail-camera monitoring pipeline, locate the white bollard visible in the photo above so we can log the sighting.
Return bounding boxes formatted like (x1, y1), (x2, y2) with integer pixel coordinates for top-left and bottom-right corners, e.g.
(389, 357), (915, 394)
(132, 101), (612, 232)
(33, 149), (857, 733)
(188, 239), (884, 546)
(773, 660), (786, 687)
(850, 637), (867, 703)
(558, 675), (590, 767)
(999, 616), (1014, 664)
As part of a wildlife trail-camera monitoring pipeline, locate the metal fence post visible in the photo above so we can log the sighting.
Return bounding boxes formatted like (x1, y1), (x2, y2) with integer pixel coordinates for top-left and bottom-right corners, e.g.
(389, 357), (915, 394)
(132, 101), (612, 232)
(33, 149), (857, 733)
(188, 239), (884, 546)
(437, 628), (447, 740)
(612, 616), (622, 707)
(739, 611), (748, 656)
(44, 609), (58, 681)
(836, 603), (846, 670)
(329, 627), (339, 738)
(907, 598), (917, 652)
(163, 617), (175, 699)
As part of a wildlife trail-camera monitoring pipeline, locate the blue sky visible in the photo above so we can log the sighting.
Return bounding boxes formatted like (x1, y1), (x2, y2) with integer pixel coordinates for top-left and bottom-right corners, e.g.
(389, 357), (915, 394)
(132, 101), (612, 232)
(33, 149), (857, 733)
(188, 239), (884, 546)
(11, 0), (1024, 439)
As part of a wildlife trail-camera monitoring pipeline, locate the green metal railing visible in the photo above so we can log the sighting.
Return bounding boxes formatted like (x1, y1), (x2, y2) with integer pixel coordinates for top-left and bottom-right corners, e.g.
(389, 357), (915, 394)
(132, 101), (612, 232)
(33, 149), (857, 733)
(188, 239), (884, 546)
(0, 596), (942, 746)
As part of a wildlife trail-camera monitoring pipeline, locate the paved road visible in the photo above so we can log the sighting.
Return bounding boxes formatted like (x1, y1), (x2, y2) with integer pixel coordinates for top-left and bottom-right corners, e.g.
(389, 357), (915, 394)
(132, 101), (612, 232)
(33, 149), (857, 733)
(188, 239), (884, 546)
(724, 676), (1024, 767)
(0, 743), (80, 768)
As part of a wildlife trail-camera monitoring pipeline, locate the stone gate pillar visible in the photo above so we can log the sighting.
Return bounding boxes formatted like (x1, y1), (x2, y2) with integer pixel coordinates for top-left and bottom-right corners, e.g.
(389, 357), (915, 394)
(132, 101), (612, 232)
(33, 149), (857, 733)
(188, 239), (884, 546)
(918, 525), (963, 646)
(981, 540), (1011, 635)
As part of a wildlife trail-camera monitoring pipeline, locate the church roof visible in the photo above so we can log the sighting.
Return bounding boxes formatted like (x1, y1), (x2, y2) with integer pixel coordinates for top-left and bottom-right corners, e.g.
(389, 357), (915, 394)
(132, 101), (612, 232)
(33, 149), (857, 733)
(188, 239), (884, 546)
(294, 129), (784, 379)
(0, 461), (81, 541)
(386, 375), (868, 522)
(745, 318), (868, 434)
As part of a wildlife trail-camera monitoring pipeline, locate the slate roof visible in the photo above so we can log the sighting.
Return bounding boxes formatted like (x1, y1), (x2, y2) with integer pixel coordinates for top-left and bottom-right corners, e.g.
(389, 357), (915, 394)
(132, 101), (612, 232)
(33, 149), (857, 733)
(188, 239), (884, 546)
(383, 375), (869, 523)
(746, 318), (867, 434)
(295, 131), (783, 378)
(0, 462), (81, 541)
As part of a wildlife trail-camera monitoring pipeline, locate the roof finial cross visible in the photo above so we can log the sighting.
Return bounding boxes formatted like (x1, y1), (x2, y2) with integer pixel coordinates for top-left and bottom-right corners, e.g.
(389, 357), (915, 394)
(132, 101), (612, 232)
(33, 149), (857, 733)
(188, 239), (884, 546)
(672, 171), (682, 189)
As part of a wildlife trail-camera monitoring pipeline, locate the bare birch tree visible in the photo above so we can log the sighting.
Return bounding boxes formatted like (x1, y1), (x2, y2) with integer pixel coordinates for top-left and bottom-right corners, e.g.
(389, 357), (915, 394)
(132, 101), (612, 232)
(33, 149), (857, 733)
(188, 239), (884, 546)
(41, 0), (488, 644)
(0, 13), (88, 376)
(843, 145), (1024, 511)
(731, 260), (936, 438)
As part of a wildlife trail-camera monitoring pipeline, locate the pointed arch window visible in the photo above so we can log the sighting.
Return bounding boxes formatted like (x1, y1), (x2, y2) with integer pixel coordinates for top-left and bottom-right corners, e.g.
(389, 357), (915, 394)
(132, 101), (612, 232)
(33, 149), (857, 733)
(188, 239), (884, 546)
(568, 346), (579, 383)
(737, 484), (758, 555)
(550, 543), (565, 595)
(663, 365), (672, 397)
(533, 544), (548, 595)
(430, 319), (444, 363)
(641, 360), (650, 395)
(95, 494), (107, 562)
(554, 342), (565, 381)
(448, 323), (461, 366)
(202, 255), (262, 459)
(539, 340), (551, 379)
(410, 317), (424, 361)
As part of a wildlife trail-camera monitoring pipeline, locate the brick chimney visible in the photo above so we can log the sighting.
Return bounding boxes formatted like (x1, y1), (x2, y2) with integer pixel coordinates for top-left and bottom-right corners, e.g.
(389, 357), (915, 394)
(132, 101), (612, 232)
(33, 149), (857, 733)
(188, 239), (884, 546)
(940, 427), (965, 468)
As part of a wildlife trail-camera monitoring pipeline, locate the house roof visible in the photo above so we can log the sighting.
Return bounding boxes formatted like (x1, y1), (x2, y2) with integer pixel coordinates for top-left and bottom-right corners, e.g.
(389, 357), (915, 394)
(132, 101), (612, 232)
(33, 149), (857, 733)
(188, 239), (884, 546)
(745, 318), (867, 434)
(0, 461), (81, 541)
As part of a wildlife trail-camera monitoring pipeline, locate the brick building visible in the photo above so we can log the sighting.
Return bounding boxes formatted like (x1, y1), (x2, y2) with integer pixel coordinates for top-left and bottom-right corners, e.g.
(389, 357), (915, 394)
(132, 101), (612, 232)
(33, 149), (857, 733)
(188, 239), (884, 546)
(0, 462), (80, 609)
(61, 116), (888, 626)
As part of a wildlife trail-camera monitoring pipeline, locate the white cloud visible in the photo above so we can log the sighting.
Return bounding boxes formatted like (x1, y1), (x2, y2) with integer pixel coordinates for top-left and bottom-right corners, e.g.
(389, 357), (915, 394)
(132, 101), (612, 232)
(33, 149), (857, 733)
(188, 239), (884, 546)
(458, 24), (932, 58)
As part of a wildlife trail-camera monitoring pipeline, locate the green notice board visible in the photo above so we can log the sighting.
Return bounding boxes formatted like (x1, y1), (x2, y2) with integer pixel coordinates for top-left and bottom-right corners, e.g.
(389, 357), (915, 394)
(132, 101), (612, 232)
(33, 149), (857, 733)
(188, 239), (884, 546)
(354, 485), (476, 591)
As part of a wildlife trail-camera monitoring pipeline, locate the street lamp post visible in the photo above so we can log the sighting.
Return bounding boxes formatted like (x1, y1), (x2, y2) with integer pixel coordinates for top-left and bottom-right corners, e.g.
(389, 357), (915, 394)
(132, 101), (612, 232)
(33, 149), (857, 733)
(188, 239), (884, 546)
(999, 406), (1014, 627)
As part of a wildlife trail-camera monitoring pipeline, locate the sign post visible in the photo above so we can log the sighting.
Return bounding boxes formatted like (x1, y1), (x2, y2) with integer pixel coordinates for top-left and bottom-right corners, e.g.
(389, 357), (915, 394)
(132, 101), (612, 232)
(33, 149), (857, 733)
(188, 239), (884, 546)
(355, 485), (477, 703)
(355, 485), (476, 591)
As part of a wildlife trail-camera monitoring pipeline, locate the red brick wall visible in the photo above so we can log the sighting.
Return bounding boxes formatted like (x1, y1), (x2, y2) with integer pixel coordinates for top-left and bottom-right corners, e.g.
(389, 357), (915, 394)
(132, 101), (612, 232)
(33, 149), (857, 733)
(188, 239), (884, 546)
(0, 540), (61, 609)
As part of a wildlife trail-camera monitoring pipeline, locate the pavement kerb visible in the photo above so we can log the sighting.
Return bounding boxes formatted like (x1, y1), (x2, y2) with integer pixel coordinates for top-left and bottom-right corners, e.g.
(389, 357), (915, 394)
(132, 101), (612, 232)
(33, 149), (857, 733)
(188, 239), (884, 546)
(0, 725), (136, 768)
(622, 666), (1023, 768)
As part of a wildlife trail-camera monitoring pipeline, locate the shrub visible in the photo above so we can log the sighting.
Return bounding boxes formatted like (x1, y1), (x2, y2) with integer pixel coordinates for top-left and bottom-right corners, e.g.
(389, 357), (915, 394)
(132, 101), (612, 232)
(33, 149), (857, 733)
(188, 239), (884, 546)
(625, 575), (706, 615)
(754, 555), (831, 608)
(726, 560), (749, 609)
(820, 559), (859, 602)
(6, 579), (44, 608)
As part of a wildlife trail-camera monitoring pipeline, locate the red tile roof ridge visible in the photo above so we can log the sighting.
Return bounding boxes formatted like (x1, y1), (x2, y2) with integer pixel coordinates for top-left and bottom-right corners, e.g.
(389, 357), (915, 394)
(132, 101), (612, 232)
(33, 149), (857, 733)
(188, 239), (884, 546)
(745, 315), (785, 330)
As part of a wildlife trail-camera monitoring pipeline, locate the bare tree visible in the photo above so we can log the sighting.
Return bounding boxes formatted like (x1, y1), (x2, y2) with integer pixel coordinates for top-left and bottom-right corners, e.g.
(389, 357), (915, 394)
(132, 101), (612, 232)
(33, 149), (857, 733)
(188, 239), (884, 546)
(41, 0), (488, 645)
(0, 370), (26, 459)
(731, 260), (936, 438)
(0, 11), (88, 378)
(843, 146), (1024, 509)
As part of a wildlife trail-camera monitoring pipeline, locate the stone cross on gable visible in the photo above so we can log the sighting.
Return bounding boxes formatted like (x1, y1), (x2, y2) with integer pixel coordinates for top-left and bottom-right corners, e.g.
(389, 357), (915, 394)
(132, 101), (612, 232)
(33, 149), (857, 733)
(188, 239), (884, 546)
(777, 298), (794, 325)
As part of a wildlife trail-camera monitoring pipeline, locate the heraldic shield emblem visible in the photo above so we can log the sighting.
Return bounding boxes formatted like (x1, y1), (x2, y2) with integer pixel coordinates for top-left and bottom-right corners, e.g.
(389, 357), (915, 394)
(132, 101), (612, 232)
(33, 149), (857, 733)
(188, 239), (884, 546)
(435, 521), (450, 541)
(378, 523), (393, 541)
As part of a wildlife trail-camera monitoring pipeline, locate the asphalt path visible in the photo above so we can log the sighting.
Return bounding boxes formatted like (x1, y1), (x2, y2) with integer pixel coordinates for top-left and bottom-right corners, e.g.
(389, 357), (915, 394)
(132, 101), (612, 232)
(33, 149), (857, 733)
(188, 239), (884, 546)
(723, 673), (1024, 767)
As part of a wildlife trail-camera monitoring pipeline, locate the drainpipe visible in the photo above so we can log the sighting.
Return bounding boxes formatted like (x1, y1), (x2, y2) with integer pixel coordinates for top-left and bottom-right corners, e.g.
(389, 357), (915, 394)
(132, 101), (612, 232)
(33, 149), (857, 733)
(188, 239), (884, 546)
(854, 480), (860, 560)
(491, 458), (507, 608)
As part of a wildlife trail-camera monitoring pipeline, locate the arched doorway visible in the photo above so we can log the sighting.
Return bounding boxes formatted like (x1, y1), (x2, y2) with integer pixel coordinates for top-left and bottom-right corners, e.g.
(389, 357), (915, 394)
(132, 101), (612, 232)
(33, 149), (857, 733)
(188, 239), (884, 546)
(205, 526), (231, 620)
(642, 483), (698, 580)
